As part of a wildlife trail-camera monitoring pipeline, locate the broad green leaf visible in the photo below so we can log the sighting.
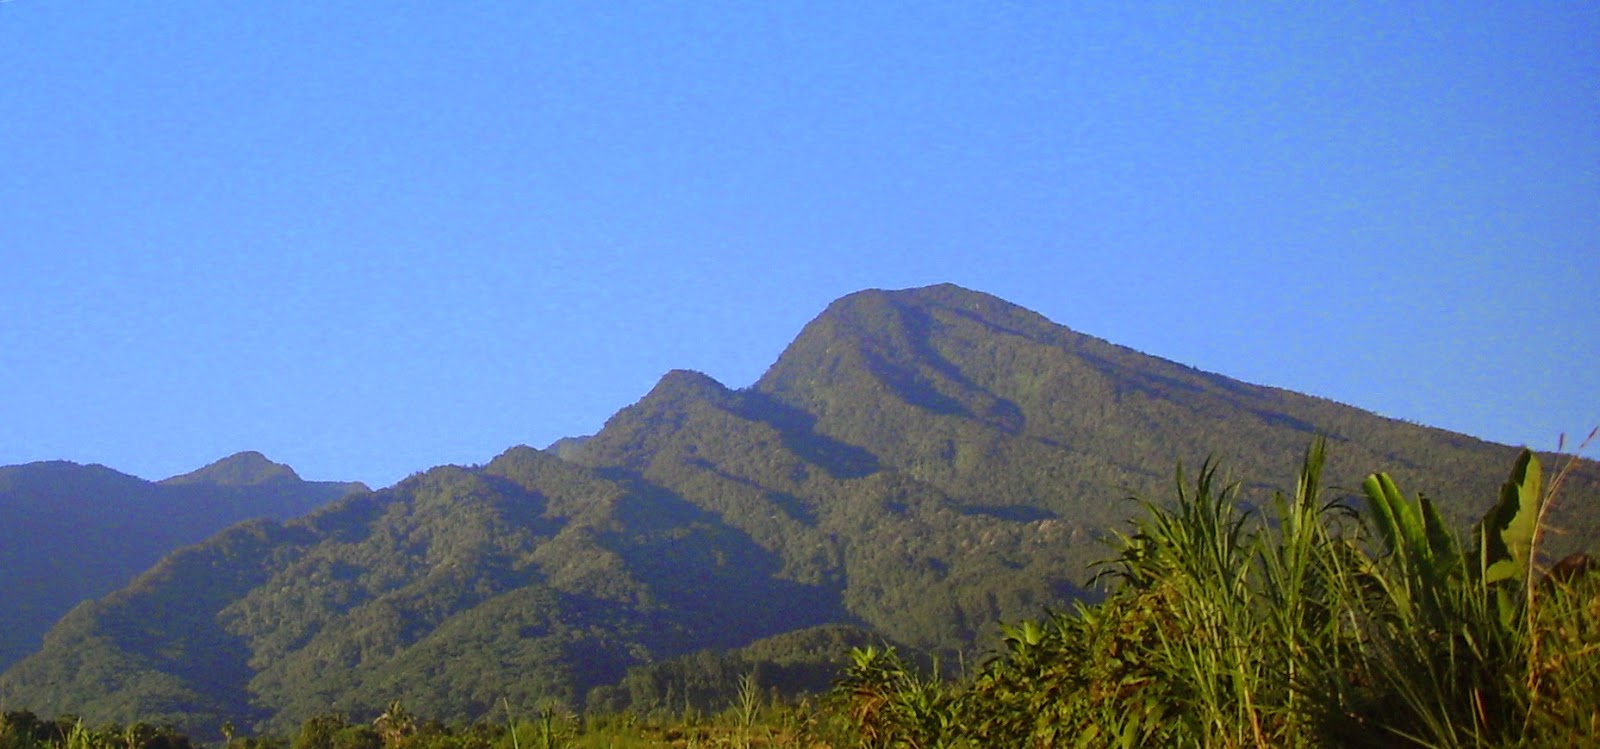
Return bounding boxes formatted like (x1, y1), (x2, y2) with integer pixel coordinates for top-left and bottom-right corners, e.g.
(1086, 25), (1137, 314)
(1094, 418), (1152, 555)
(1481, 449), (1542, 585)
(1364, 473), (1431, 573)
(1362, 473), (1402, 557)
(1419, 495), (1461, 578)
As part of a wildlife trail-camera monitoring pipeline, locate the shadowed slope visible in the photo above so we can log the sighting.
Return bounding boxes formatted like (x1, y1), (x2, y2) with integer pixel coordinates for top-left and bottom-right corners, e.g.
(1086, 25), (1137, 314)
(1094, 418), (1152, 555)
(0, 455), (361, 671)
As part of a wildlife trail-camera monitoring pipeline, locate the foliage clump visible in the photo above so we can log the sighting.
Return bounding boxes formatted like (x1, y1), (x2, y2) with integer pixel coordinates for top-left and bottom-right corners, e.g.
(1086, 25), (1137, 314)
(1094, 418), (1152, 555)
(0, 712), (195, 749)
(830, 437), (1600, 747)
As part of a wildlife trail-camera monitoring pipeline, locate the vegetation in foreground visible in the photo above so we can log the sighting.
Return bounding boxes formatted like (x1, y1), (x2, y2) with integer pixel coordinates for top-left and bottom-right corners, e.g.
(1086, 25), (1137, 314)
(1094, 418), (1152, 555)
(835, 436), (1600, 747)
(5, 437), (1596, 748)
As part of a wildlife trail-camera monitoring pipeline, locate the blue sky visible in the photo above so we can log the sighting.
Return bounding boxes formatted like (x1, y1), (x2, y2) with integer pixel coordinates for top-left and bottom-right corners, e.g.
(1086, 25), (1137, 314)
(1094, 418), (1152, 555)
(2, 2), (1595, 488)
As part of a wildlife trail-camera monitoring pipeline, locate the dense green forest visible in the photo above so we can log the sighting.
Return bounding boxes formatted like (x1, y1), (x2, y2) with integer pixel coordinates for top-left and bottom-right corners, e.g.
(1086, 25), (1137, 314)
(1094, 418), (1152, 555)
(2, 285), (1595, 742)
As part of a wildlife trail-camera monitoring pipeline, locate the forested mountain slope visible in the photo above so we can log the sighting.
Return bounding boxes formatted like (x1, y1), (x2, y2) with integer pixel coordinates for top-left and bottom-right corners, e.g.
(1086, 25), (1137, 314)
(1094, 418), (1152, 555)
(0, 452), (362, 671)
(2, 284), (1592, 736)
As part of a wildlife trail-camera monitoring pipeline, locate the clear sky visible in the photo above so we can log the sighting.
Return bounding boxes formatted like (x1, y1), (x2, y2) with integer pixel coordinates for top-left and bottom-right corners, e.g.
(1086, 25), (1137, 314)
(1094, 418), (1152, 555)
(2, 2), (1595, 488)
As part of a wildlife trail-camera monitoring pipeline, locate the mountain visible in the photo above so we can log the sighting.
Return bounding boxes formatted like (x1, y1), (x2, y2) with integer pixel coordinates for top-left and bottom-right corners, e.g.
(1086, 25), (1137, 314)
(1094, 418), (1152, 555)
(2, 284), (1594, 735)
(0, 453), (363, 671)
(160, 451), (305, 487)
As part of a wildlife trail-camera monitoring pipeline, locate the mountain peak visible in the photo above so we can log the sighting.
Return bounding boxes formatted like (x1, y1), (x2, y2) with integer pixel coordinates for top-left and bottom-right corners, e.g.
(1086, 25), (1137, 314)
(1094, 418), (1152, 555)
(842, 284), (1062, 334)
(160, 451), (302, 487)
(755, 283), (1070, 401)
(5, 283), (1592, 735)
(644, 369), (736, 406)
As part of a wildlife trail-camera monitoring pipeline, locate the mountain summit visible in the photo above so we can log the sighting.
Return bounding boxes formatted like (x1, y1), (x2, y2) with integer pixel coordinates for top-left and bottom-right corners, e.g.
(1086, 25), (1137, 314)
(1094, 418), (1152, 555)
(2, 284), (1592, 734)
(161, 451), (303, 486)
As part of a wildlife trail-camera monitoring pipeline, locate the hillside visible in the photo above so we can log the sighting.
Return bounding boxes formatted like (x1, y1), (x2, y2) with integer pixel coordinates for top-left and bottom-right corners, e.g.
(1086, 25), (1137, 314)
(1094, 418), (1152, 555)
(0, 453), (363, 671)
(1, 284), (1593, 736)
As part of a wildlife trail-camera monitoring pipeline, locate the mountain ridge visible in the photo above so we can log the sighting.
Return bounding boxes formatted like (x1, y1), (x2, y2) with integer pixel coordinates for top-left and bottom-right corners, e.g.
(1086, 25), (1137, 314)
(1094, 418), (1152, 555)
(0, 454), (363, 673)
(2, 283), (1593, 735)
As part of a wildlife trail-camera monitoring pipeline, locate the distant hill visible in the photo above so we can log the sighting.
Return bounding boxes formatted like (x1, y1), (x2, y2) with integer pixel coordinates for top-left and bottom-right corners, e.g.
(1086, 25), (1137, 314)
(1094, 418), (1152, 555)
(160, 450), (305, 487)
(0, 453), (363, 671)
(1, 284), (1593, 736)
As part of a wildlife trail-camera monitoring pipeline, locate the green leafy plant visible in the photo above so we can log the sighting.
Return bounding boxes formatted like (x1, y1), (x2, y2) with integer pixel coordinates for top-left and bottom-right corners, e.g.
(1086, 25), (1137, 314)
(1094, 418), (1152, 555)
(836, 437), (1597, 748)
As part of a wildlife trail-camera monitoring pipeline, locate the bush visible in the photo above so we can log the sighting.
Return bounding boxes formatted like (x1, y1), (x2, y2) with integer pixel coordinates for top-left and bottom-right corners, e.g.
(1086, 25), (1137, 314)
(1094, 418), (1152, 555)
(830, 438), (1600, 748)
